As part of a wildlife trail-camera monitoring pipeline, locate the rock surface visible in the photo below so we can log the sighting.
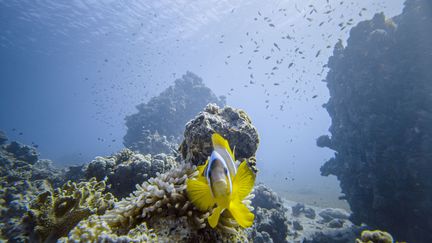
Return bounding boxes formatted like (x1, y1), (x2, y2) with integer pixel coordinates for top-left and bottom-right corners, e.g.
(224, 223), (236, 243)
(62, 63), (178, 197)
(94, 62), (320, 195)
(123, 71), (225, 154)
(250, 184), (360, 243)
(83, 148), (177, 198)
(318, 1), (432, 242)
(180, 103), (260, 166)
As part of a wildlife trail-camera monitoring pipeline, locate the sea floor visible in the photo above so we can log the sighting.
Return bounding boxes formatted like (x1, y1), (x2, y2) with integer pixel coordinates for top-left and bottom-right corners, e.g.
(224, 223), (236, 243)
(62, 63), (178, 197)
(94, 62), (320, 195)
(265, 181), (350, 211)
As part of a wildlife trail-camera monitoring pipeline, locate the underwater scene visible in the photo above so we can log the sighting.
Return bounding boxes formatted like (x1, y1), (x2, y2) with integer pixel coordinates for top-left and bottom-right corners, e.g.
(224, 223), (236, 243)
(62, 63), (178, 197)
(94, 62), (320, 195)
(0, 0), (431, 242)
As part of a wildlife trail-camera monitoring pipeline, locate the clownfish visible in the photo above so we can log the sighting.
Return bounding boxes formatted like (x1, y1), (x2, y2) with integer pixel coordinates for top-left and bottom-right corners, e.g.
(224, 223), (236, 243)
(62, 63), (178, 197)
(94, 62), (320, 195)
(186, 133), (255, 228)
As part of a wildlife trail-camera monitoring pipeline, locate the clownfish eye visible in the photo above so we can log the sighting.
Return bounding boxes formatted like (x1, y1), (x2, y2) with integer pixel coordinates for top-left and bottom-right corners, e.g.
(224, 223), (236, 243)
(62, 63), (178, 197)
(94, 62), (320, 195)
(224, 167), (228, 174)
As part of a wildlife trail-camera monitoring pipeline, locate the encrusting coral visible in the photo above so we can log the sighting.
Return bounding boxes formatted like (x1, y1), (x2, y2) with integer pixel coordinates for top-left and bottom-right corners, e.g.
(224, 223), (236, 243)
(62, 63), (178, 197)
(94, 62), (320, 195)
(355, 230), (394, 243)
(24, 178), (116, 242)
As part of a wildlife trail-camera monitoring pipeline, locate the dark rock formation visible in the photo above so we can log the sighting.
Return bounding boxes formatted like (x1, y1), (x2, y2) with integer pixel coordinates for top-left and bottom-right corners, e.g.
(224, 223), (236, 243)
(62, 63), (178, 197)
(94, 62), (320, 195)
(5, 141), (38, 164)
(83, 149), (177, 198)
(123, 72), (225, 154)
(250, 184), (359, 242)
(180, 103), (259, 166)
(0, 131), (7, 144)
(249, 184), (289, 242)
(318, 1), (432, 242)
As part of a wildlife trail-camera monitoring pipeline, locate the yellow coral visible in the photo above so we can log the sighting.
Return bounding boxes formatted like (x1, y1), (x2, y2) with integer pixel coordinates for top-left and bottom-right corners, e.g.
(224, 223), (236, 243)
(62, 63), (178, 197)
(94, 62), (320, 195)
(25, 178), (116, 242)
(356, 230), (394, 243)
(59, 215), (157, 243)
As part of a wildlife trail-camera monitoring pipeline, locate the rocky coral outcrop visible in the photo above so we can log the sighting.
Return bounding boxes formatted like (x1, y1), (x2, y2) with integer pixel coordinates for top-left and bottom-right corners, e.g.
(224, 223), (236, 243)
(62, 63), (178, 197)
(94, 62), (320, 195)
(318, 0), (432, 242)
(83, 149), (177, 198)
(24, 178), (116, 242)
(249, 184), (361, 243)
(180, 103), (259, 166)
(0, 131), (65, 241)
(124, 71), (225, 154)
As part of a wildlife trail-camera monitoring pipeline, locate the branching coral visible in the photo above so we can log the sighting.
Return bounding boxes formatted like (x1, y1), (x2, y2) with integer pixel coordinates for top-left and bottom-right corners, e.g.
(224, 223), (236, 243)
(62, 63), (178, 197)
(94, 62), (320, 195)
(25, 178), (116, 242)
(101, 162), (200, 231)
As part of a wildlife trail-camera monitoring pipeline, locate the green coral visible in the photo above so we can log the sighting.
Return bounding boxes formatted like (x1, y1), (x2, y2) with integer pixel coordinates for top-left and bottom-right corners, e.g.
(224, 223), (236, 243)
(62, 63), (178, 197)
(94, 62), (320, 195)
(25, 178), (116, 242)
(356, 230), (394, 243)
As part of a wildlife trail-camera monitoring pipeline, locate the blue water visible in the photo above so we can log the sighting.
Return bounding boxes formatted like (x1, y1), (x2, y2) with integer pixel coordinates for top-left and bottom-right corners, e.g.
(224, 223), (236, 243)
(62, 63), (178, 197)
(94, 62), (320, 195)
(0, 0), (405, 208)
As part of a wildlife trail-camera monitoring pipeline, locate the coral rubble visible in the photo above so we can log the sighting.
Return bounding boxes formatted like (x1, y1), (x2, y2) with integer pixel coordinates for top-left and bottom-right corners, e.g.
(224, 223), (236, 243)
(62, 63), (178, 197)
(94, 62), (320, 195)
(318, 0), (432, 242)
(83, 149), (177, 198)
(180, 103), (260, 166)
(123, 71), (226, 154)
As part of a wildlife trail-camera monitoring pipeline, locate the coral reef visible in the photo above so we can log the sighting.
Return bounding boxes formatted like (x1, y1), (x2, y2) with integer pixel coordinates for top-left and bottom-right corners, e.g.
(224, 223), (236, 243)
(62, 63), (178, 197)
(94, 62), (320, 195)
(0, 131), (65, 241)
(123, 71), (226, 154)
(24, 178), (116, 242)
(83, 148), (177, 198)
(180, 103), (260, 166)
(63, 162), (249, 242)
(318, 0), (432, 242)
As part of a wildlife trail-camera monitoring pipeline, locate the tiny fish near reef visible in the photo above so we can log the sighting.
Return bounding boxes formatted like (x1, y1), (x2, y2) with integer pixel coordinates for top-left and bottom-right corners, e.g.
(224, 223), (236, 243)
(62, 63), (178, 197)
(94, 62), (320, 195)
(186, 133), (256, 228)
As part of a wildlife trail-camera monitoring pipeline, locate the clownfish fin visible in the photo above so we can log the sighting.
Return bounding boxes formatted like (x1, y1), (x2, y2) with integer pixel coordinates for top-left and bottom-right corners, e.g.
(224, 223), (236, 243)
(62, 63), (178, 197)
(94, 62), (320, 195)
(186, 177), (215, 211)
(211, 133), (235, 161)
(229, 198), (255, 228)
(208, 205), (224, 228)
(197, 159), (208, 176)
(232, 160), (256, 200)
